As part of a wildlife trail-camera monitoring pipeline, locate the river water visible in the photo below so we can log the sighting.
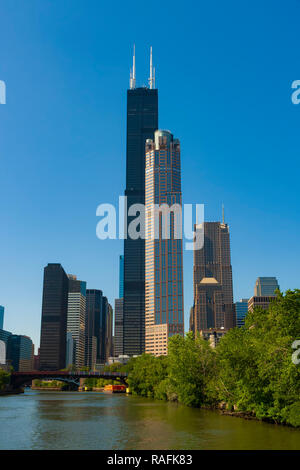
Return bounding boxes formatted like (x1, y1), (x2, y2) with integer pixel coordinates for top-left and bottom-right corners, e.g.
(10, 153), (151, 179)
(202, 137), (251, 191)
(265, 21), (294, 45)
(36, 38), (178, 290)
(0, 389), (299, 450)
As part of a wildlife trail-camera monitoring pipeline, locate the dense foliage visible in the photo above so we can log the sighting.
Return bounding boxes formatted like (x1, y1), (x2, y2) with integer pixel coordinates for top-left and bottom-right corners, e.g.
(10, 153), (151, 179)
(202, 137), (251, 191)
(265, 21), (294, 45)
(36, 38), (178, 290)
(126, 290), (300, 427)
(0, 369), (10, 391)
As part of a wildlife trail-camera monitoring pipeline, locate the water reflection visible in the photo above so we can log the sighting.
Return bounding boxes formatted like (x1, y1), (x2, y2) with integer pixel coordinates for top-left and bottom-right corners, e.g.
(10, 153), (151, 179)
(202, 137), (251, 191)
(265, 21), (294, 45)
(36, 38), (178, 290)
(0, 390), (298, 450)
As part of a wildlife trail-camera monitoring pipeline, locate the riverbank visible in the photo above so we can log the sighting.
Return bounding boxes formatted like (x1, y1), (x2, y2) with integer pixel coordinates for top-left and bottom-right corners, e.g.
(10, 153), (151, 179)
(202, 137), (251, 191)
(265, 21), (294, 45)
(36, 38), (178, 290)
(0, 389), (299, 450)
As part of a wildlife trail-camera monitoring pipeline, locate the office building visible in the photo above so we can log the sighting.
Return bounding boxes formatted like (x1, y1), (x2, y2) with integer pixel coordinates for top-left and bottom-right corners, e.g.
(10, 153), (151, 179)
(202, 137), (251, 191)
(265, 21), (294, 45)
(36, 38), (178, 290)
(67, 275), (86, 368)
(39, 263), (69, 370)
(0, 340), (6, 364)
(7, 334), (34, 372)
(101, 296), (109, 362)
(235, 299), (249, 328)
(248, 296), (276, 312)
(145, 130), (184, 356)
(65, 331), (74, 368)
(123, 48), (159, 355)
(105, 303), (114, 361)
(254, 277), (280, 296)
(85, 289), (103, 368)
(0, 306), (4, 330)
(192, 221), (235, 332)
(114, 255), (125, 357)
(119, 255), (124, 298)
(114, 298), (124, 357)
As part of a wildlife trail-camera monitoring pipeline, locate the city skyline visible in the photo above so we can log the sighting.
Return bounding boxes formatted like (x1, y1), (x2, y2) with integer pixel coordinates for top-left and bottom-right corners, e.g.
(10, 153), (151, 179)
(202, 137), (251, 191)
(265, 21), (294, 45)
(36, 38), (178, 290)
(1, 1), (300, 352)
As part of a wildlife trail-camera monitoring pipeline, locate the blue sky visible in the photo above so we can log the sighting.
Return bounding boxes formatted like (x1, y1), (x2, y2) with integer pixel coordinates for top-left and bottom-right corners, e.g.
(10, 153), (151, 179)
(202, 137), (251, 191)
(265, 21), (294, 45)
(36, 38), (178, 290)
(0, 0), (299, 350)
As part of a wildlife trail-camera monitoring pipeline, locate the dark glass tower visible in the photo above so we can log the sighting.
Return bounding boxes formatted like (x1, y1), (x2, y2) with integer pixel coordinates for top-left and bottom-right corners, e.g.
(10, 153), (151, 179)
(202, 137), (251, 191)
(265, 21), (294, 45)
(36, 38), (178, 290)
(123, 86), (158, 355)
(85, 289), (103, 367)
(39, 264), (69, 370)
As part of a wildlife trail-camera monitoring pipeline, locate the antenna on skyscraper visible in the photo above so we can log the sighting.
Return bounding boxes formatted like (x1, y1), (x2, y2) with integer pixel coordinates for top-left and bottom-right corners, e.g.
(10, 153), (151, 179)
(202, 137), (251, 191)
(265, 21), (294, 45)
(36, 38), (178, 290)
(149, 46), (155, 89)
(130, 44), (136, 89)
(222, 203), (225, 225)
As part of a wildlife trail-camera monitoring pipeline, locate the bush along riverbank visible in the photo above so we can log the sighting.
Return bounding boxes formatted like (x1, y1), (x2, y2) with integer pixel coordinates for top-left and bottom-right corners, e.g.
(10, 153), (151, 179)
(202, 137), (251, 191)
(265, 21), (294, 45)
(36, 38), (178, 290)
(123, 290), (300, 428)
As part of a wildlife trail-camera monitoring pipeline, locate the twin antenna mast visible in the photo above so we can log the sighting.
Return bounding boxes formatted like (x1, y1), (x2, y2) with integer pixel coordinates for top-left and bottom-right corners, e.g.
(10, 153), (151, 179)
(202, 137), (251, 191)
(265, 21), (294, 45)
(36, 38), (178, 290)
(130, 45), (155, 90)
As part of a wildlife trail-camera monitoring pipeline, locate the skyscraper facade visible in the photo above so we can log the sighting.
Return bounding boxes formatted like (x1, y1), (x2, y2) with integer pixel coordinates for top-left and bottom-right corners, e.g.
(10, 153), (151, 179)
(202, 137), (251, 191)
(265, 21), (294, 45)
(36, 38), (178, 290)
(105, 303), (113, 360)
(235, 299), (249, 328)
(123, 83), (158, 356)
(67, 275), (86, 368)
(192, 222), (235, 333)
(254, 277), (280, 296)
(85, 289), (103, 368)
(114, 255), (124, 357)
(100, 296), (110, 362)
(0, 306), (4, 330)
(7, 334), (34, 372)
(119, 255), (124, 299)
(145, 130), (184, 356)
(114, 298), (123, 357)
(39, 264), (69, 370)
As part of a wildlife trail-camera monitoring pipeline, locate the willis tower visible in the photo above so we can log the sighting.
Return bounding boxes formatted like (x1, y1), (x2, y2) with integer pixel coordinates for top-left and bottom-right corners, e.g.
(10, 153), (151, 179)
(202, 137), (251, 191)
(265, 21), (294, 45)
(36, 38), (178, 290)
(123, 46), (158, 355)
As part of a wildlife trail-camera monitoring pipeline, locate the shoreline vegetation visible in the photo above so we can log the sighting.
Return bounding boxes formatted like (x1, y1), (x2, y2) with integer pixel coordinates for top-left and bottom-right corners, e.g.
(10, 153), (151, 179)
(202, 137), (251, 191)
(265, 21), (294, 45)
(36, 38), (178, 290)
(97, 289), (299, 428)
(1, 290), (299, 428)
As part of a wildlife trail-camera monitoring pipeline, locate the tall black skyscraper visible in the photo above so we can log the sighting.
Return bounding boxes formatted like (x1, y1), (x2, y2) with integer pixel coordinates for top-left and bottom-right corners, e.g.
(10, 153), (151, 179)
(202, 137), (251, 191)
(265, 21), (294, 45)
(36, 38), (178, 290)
(123, 48), (158, 355)
(39, 263), (69, 370)
(85, 289), (103, 367)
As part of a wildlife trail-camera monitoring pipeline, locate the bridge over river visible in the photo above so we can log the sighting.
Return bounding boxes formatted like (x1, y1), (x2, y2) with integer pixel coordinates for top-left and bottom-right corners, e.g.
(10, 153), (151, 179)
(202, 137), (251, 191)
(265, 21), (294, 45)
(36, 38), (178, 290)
(10, 370), (128, 390)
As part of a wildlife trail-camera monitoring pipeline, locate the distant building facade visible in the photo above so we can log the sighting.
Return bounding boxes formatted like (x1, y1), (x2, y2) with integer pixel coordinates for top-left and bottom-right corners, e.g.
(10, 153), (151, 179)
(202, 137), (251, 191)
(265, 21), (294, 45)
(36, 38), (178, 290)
(145, 130), (184, 356)
(85, 289), (103, 369)
(114, 298), (124, 357)
(65, 331), (74, 368)
(39, 263), (69, 370)
(248, 296), (276, 312)
(105, 303), (114, 361)
(0, 306), (4, 330)
(119, 255), (124, 299)
(192, 222), (235, 333)
(67, 275), (86, 368)
(254, 277), (280, 296)
(0, 340), (6, 364)
(7, 334), (34, 372)
(235, 299), (249, 328)
(114, 254), (124, 357)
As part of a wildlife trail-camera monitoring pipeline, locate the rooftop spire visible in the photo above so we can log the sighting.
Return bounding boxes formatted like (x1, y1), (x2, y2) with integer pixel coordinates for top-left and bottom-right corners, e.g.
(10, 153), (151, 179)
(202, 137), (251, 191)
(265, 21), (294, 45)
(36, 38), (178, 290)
(130, 44), (136, 89)
(148, 46), (155, 89)
(222, 203), (225, 225)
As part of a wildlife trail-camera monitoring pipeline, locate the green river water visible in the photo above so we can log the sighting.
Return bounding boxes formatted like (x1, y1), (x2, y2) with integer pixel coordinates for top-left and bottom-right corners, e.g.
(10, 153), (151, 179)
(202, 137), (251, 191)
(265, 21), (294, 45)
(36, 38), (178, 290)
(0, 389), (299, 450)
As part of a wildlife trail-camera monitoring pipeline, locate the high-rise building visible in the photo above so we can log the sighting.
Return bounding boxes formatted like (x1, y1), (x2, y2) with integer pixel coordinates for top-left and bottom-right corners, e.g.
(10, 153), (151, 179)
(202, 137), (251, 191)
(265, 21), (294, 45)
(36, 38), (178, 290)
(65, 332), (74, 368)
(0, 306), (4, 330)
(119, 255), (124, 299)
(0, 340), (5, 365)
(39, 263), (69, 370)
(235, 299), (249, 328)
(0, 329), (11, 366)
(66, 275), (86, 369)
(85, 289), (103, 368)
(114, 298), (124, 357)
(192, 222), (235, 333)
(123, 48), (159, 356)
(248, 296), (275, 312)
(254, 277), (280, 296)
(7, 334), (34, 372)
(105, 303), (114, 361)
(145, 130), (184, 356)
(114, 255), (124, 357)
(101, 296), (109, 362)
